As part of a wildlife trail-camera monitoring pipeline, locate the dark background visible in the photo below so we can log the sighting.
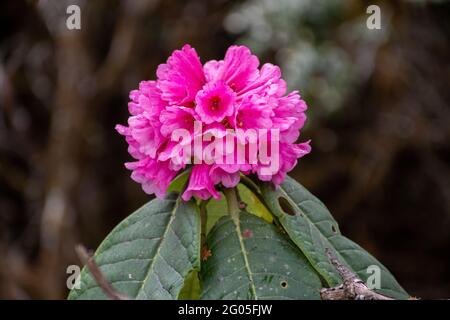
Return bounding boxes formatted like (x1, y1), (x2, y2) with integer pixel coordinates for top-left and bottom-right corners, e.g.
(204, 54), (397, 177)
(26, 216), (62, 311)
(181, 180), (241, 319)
(0, 0), (449, 299)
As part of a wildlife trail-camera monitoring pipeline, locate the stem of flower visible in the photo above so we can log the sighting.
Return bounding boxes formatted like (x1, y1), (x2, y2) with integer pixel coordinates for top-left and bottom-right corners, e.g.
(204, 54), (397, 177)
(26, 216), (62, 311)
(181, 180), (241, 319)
(223, 187), (240, 222)
(199, 200), (209, 246)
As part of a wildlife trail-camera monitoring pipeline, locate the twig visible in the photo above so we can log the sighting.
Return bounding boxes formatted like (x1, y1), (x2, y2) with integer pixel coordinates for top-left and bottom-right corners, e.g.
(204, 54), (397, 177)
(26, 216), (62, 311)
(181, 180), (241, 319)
(75, 245), (128, 300)
(320, 248), (394, 300)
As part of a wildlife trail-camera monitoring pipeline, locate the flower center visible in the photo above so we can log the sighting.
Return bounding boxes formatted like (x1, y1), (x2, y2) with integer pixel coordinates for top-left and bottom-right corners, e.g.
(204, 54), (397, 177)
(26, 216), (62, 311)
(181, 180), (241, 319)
(210, 96), (221, 111)
(195, 80), (235, 124)
(184, 101), (196, 108)
(236, 114), (244, 128)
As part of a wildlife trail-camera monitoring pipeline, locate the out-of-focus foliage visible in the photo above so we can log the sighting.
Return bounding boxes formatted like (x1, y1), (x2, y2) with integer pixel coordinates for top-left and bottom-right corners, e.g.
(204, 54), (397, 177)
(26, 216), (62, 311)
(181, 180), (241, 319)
(225, 0), (389, 116)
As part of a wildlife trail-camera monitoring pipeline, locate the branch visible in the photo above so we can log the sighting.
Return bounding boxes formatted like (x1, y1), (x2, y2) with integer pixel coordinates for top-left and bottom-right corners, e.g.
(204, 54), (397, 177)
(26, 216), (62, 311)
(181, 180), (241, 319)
(320, 248), (394, 300)
(75, 245), (128, 300)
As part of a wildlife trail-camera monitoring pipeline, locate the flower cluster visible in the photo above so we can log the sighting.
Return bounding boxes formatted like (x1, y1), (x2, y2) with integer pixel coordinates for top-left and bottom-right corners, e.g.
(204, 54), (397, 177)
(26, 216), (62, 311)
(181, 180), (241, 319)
(116, 45), (310, 200)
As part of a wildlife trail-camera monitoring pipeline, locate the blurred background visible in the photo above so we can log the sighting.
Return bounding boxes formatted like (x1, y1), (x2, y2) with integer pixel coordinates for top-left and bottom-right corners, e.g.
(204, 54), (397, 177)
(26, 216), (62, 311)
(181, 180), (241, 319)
(0, 0), (449, 299)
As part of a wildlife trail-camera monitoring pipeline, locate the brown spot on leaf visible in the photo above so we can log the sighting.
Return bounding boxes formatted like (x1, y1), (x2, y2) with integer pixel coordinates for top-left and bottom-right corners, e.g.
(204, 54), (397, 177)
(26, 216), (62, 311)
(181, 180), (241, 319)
(242, 229), (253, 239)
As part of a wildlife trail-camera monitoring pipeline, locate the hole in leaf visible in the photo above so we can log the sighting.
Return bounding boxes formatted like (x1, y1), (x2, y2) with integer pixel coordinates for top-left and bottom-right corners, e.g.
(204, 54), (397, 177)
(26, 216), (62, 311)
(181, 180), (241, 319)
(331, 225), (337, 233)
(280, 280), (288, 289)
(278, 197), (296, 216)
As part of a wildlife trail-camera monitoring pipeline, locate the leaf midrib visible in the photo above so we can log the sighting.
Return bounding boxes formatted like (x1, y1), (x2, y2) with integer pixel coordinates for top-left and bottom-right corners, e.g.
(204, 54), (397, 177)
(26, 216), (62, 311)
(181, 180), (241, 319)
(136, 197), (181, 298)
(231, 213), (258, 300)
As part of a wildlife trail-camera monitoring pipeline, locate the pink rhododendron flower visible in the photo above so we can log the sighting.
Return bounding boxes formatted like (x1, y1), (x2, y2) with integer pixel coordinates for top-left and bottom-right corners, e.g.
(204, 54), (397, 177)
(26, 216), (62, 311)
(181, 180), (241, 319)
(116, 44), (310, 200)
(182, 164), (221, 201)
(195, 81), (235, 124)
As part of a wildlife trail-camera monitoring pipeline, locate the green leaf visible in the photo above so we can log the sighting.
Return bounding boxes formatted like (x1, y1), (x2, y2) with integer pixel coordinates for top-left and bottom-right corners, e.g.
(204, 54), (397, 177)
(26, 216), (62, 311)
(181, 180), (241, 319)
(260, 176), (409, 299)
(200, 212), (322, 300)
(205, 185), (273, 236)
(238, 184), (273, 224)
(205, 193), (228, 234)
(167, 169), (190, 193)
(68, 193), (201, 300)
(178, 271), (201, 300)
